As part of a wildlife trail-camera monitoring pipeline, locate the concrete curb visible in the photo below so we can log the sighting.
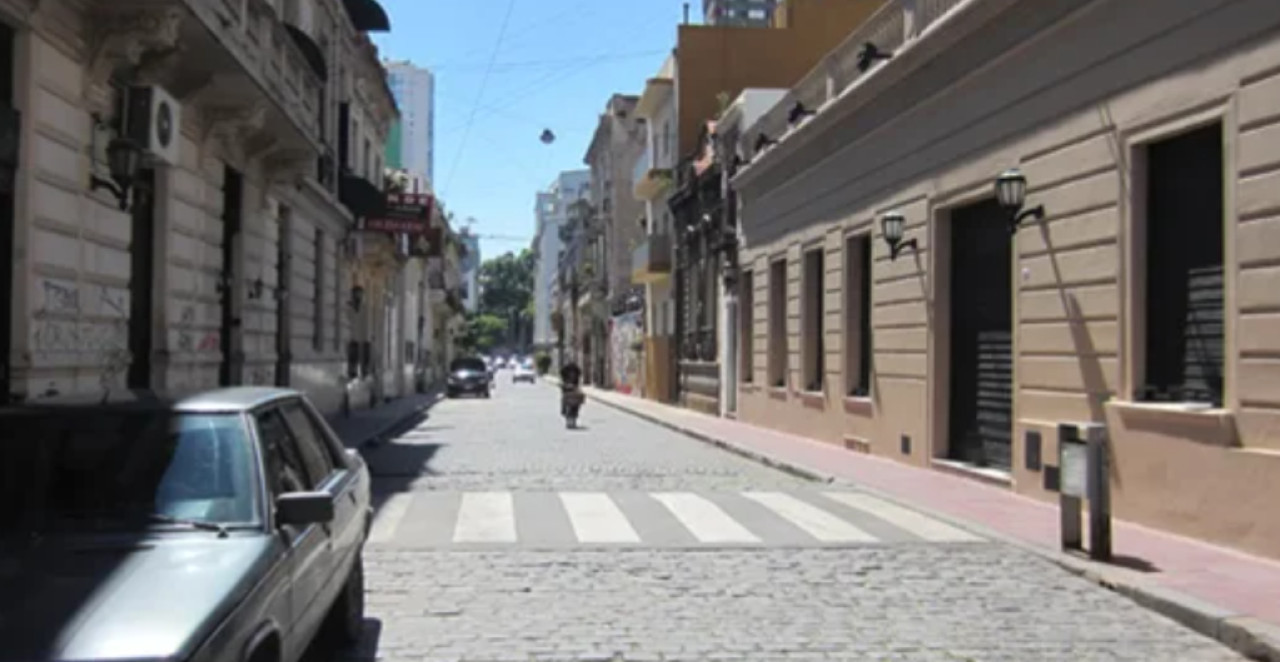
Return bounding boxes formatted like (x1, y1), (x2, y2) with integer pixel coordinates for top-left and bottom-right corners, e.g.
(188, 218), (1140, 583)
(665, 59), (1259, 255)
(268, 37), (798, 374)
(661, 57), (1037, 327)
(586, 389), (834, 484)
(590, 387), (1280, 662)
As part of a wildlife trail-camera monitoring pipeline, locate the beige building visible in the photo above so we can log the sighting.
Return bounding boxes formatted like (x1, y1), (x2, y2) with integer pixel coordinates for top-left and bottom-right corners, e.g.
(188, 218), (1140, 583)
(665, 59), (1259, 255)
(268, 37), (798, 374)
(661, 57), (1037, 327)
(0, 0), (397, 414)
(732, 0), (1280, 560)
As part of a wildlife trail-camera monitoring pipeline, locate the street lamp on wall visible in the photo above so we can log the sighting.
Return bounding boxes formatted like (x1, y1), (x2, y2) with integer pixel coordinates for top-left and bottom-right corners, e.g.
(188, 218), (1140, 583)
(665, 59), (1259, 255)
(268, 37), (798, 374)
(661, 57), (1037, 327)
(995, 168), (1045, 233)
(880, 211), (916, 261)
(89, 136), (144, 211)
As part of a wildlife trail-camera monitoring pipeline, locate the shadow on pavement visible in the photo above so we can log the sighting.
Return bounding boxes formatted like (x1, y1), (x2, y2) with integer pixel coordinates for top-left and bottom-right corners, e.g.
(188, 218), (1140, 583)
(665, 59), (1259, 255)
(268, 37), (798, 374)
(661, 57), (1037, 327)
(300, 618), (382, 662)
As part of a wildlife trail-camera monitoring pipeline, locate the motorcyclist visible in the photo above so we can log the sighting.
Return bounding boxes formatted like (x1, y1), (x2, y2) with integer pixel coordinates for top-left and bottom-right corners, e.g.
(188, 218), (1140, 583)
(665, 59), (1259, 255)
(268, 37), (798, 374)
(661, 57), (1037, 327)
(559, 360), (584, 428)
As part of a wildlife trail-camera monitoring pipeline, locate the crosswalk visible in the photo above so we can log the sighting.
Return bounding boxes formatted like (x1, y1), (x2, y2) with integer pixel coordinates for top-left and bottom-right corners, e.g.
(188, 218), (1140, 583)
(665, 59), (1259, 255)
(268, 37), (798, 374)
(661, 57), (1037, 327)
(367, 490), (984, 548)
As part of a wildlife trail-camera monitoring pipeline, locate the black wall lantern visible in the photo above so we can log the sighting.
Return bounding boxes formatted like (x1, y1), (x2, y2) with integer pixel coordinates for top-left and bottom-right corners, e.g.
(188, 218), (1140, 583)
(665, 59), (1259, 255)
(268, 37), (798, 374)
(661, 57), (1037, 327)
(995, 168), (1045, 233)
(787, 101), (815, 125)
(349, 285), (365, 311)
(880, 211), (916, 261)
(89, 137), (144, 211)
(248, 278), (266, 300)
(856, 42), (894, 73)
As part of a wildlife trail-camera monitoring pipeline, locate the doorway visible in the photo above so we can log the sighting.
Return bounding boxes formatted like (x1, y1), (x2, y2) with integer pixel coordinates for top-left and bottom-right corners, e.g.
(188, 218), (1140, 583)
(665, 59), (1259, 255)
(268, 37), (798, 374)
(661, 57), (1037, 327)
(947, 198), (1013, 470)
(126, 168), (156, 389)
(0, 24), (15, 403)
(219, 166), (243, 387)
(275, 209), (291, 386)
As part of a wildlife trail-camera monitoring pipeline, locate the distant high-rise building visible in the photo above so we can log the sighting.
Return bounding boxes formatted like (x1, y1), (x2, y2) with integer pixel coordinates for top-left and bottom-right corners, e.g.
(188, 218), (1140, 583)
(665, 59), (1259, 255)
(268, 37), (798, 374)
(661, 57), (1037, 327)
(384, 60), (435, 185)
(533, 170), (591, 349)
(459, 231), (481, 314)
(703, 0), (778, 26)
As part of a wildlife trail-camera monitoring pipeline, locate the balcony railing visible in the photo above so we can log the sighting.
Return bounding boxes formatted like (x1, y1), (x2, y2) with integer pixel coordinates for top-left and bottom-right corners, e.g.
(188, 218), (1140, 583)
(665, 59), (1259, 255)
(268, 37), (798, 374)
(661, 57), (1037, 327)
(632, 233), (673, 285)
(185, 0), (321, 140)
(742, 0), (965, 161)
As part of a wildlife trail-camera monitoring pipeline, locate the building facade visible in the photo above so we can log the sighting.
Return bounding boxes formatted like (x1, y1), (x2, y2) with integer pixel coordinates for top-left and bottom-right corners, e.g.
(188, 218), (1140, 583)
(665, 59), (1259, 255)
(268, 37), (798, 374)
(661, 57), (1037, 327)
(632, 56), (678, 402)
(732, 0), (1280, 560)
(459, 229), (480, 313)
(384, 59), (434, 185)
(533, 170), (591, 351)
(584, 94), (645, 389)
(703, 0), (778, 26)
(0, 0), (399, 415)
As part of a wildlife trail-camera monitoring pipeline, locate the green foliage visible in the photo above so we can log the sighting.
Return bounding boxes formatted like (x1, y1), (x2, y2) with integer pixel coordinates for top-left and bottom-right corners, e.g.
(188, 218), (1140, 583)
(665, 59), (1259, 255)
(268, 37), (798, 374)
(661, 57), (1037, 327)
(535, 353), (552, 375)
(477, 249), (536, 350)
(458, 312), (508, 353)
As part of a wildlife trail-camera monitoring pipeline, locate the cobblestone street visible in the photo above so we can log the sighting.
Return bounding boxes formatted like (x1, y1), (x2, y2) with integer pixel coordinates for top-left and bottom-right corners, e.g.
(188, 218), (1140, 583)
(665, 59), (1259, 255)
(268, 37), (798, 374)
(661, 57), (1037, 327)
(334, 378), (1245, 661)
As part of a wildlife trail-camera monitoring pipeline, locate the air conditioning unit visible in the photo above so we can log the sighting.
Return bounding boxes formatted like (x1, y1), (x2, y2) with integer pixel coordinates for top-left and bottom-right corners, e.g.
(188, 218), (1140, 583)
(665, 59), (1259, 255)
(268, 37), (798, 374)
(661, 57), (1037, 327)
(126, 85), (182, 165)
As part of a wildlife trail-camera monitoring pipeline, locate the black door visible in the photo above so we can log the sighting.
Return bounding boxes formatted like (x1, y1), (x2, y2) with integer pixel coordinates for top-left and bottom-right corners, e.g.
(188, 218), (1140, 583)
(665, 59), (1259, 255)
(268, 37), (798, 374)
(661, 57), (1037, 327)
(0, 25), (15, 403)
(275, 213), (291, 386)
(948, 198), (1013, 469)
(219, 166), (243, 387)
(126, 168), (156, 389)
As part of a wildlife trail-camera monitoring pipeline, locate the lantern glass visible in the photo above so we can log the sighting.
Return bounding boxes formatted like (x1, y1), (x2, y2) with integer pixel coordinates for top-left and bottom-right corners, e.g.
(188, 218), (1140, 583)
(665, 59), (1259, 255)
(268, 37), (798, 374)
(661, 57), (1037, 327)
(881, 212), (905, 244)
(995, 168), (1027, 209)
(105, 138), (142, 187)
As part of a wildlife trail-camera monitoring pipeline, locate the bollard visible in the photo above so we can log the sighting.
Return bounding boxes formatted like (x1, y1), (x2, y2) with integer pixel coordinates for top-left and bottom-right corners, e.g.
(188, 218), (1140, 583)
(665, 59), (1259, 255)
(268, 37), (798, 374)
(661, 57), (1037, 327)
(1058, 422), (1111, 561)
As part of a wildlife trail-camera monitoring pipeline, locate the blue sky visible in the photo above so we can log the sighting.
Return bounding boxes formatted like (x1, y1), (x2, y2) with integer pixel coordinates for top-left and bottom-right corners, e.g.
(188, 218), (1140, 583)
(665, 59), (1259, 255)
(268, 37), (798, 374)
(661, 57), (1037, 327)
(371, 0), (690, 260)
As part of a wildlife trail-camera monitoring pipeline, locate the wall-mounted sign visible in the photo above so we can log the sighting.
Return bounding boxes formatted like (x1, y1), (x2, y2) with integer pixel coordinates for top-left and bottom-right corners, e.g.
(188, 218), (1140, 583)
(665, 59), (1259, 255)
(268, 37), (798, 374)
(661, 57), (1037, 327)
(366, 191), (435, 234)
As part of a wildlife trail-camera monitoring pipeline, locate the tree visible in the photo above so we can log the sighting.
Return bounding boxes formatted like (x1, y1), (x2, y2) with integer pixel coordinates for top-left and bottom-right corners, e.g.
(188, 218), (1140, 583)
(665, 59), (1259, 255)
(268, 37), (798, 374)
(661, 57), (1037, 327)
(458, 313), (508, 353)
(477, 248), (536, 349)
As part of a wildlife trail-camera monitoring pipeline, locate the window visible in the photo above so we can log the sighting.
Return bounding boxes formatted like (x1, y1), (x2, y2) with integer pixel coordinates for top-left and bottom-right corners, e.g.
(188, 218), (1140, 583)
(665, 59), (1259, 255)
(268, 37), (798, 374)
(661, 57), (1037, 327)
(802, 248), (825, 391)
(255, 409), (309, 495)
(1139, 122), (1224, 405)
(768, 259), (787, 387)
(350, 119), (360, 170)
(845, 234), (872, 396)
(363, 138), (371, 179)
(280, 401), (339, 482)
(740, 270), (754, 383)
(313, 230), (324, 351)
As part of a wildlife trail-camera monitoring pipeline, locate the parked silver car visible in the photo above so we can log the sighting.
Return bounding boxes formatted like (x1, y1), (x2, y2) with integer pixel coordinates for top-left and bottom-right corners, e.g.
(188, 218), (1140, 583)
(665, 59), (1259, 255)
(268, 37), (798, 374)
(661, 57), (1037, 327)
(0, 387), (373, 662)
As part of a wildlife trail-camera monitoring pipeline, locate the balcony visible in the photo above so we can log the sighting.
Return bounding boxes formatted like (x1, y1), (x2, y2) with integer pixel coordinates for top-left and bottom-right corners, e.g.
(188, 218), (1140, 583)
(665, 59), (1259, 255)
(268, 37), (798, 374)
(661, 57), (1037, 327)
(175, 0), (323, 155)
(632, 233), (673, 285)
(633, 152), (673, 202)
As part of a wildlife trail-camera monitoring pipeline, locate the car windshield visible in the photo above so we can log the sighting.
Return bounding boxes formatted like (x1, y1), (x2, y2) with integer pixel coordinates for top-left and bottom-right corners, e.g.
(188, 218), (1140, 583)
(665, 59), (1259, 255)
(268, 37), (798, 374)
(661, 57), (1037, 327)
(451, 357), (487, 373)
(0, 410), (261, 534)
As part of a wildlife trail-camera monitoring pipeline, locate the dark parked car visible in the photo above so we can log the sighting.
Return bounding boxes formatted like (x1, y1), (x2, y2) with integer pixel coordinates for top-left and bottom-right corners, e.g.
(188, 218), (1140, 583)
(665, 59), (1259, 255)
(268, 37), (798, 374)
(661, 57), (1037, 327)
(0, 387), (372, 662)
(447, 356), (492, 398)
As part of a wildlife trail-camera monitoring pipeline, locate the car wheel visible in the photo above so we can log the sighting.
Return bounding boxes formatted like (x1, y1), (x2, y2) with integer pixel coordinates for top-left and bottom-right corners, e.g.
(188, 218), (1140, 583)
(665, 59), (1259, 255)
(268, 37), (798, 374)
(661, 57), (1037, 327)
(325, 552), (365, 646)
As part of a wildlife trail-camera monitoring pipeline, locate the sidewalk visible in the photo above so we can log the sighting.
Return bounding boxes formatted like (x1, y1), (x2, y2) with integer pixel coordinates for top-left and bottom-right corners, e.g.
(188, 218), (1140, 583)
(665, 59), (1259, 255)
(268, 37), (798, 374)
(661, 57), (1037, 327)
(584, 386), (1280, 662)
(327, 390), (441, 450)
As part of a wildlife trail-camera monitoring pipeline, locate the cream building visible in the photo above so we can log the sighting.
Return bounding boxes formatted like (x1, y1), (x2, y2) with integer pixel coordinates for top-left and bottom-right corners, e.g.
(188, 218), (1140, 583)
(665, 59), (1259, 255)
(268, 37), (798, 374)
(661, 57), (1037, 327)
(0, 0), (397, 415)
(733, 0), (1280, 560)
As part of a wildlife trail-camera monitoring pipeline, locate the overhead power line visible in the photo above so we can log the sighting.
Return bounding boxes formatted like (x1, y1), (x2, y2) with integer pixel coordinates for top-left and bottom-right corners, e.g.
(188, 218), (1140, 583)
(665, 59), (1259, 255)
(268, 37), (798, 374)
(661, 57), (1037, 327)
(441, 0), (519, 199)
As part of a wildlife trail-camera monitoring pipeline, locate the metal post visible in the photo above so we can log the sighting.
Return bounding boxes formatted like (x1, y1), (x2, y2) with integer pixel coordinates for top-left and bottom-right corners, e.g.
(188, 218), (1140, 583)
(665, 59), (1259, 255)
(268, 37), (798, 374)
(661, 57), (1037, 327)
(1087, 429), (1112, 561)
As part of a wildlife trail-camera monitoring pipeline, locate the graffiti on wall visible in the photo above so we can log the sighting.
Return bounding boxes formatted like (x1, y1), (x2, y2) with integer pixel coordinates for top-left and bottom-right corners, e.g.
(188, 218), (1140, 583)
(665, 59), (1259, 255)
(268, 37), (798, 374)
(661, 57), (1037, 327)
(33, 278), (132, 388)
(609, 310), (643, 395)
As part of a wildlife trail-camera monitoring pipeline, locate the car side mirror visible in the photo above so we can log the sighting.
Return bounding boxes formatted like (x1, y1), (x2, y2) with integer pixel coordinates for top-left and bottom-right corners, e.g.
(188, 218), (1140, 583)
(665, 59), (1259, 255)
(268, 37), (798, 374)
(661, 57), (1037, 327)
(276, 491), (334, 526)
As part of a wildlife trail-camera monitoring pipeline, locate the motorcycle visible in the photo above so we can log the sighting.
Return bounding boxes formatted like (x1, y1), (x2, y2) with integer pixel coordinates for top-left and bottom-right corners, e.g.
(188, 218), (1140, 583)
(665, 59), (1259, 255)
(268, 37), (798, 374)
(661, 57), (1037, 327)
(561, 383), (585, 429)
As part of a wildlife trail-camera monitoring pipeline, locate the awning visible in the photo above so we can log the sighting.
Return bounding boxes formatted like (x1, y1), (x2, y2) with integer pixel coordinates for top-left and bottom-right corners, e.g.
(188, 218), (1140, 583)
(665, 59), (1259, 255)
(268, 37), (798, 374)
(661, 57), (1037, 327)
(284, 24), (328, 80)
(341, 0), (391, 32)
(339, 173), (384, 219)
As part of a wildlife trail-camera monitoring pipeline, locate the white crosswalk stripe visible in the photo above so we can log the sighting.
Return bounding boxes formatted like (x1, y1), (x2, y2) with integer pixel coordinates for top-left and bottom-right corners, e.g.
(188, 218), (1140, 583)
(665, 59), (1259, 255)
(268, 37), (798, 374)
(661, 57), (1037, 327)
(823, 492), (982, 542)
(367, 492), (413, 544)
(559, 492), (641, 543)
(742, 492), (878, 543)
(453, 492), (517, 543)
(651, 492), (761, 543)
(366, 490), (984, 547)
